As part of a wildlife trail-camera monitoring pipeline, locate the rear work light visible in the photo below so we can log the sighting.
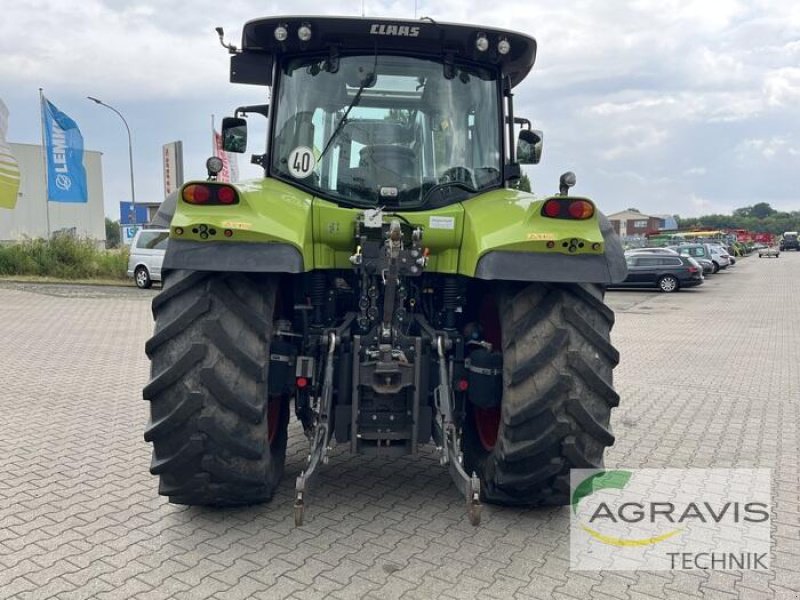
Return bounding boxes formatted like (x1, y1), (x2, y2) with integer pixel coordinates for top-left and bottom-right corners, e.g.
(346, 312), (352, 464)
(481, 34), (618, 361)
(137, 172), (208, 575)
(182, 184), (239, 206)
(541, 198), (595, 220)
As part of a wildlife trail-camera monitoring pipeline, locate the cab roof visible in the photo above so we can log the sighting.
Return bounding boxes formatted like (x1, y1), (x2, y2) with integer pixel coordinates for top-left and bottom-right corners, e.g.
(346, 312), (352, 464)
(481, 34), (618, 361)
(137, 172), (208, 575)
(237, 15), (537, 88)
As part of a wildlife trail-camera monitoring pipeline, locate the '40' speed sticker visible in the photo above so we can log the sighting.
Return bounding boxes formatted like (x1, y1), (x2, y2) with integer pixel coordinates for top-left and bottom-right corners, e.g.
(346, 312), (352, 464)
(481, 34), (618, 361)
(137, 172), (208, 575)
(288, 146), (316, 179)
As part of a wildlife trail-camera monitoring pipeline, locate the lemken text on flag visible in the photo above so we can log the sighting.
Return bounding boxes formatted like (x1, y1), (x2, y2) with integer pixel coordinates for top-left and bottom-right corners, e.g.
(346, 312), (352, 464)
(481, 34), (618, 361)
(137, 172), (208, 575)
(42, 98), (88, 203)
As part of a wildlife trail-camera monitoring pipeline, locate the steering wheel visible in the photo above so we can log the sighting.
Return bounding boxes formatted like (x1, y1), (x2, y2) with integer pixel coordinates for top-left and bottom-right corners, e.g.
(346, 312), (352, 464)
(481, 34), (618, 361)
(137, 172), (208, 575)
(440, 166), (475, 188)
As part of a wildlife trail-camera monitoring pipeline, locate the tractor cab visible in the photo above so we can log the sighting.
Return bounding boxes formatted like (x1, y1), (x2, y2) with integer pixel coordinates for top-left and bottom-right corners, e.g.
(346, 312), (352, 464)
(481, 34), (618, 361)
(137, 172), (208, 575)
(218, 16), (541, 209)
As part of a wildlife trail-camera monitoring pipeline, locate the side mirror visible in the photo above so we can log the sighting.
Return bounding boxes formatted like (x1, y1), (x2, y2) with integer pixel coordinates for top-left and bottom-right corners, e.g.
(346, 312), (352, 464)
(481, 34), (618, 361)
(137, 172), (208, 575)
(221, 117), (248, 153)
(516, 129), (543, 165)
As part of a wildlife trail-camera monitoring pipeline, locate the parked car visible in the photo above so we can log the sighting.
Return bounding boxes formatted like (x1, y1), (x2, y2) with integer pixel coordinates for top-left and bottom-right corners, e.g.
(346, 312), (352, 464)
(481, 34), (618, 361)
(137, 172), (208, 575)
(127, 228), (169, 289)
(708, 244), (733, 269)
(611, 254), (704, 293)
(758, 246), (780, 258)
(668, 244), (714, 275)
(693, 257), (714, 275)
(779, 231), (799, 251)
(625, 247), (679, 255)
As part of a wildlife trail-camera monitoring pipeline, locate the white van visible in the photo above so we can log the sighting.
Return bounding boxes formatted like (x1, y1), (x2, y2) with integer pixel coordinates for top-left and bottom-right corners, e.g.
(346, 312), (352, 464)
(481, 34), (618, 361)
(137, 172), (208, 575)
(127, 228), (169, 288)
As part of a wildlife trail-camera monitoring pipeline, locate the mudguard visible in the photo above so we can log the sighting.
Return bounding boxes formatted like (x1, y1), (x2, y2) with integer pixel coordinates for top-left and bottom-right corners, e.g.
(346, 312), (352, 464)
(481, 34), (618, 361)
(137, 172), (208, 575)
(459, 189), (627, 284)
(157, 179), (313, 273)
(163, 240), (304, 273)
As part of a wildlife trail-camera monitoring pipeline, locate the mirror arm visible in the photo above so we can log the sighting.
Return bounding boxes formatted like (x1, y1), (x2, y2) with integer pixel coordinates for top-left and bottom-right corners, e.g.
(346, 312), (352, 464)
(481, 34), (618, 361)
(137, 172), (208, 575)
(506, 116), (531, 130)
(234, 104), (270, 119)
(505, 76), (515, 164)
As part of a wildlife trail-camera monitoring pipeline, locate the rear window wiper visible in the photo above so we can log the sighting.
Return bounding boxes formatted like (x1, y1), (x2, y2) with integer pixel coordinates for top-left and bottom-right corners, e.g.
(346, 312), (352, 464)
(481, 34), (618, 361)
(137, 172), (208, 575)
(317, 55), (378, 163)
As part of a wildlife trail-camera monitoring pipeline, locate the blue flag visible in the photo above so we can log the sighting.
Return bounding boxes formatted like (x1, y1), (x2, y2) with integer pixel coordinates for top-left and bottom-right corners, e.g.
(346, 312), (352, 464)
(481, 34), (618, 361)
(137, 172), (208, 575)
(42, 98), (88, 203)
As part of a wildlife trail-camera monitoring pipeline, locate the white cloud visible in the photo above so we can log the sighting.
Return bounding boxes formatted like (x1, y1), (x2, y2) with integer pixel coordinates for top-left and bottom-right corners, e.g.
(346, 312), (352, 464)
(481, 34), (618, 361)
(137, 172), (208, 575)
(595, 168), (675, 186)
(685, 167), (707, 176)
(764, 67), (800, 106)
(736, 137), (799, 160)
(689, 194), (725, 214)
(604, 125), (669, 160)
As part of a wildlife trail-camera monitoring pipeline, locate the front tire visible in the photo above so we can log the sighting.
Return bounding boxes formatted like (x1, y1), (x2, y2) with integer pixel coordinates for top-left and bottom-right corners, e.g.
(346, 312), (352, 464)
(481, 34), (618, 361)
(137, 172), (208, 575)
(135, 266), (152, 289)
(658, 275), (679, 293)
(143, 270), (289, 506)
(463, 283), (619, 506)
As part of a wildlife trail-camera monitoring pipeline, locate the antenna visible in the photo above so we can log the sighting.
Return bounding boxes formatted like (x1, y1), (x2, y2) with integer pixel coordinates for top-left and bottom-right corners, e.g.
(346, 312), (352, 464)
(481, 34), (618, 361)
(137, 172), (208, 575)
(414, 0), (417, 18)
(361, 0), (365, 17)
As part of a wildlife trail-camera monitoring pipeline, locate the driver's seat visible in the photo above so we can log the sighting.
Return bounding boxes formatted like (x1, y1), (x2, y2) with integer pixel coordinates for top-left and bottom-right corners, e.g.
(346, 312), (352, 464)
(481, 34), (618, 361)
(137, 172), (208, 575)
(359, 145), (418, 185)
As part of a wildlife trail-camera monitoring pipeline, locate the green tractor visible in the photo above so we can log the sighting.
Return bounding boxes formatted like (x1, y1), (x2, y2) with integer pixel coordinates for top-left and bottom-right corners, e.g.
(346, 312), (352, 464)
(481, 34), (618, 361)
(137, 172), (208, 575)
(145, 16), (627, 525)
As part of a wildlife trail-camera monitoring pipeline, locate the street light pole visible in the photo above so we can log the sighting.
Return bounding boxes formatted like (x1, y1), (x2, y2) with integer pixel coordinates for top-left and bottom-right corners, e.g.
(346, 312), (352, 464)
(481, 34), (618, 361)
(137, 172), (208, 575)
(87, 96), (136, 224)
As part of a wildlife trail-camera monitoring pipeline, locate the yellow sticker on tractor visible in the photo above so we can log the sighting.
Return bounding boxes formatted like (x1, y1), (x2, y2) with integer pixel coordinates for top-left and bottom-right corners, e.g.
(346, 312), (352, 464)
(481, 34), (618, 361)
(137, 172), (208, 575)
(222, 221), (253, 230)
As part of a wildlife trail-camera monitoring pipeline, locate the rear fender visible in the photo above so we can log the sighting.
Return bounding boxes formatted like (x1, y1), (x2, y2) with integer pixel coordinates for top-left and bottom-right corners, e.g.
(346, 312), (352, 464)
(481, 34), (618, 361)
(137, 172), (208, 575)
(459, 189), (627, 284)
(160, 179), (313, 273)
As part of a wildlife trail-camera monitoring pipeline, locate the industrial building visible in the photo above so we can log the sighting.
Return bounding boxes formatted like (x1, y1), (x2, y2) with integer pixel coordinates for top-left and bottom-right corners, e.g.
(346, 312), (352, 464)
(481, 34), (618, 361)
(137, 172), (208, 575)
(607, 209), (662, 237)
(0, 142), (105, 244)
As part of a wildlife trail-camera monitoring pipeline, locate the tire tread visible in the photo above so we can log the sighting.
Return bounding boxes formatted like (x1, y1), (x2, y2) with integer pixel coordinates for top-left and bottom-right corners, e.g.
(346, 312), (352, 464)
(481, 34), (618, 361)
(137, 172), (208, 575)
(465, 282), (619, 506)
(144, 270), (287, 506)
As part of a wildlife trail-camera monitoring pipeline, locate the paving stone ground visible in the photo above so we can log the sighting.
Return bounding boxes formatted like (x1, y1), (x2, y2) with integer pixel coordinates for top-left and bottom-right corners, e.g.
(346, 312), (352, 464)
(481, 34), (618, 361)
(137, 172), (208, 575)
(1, 253), (799, 599)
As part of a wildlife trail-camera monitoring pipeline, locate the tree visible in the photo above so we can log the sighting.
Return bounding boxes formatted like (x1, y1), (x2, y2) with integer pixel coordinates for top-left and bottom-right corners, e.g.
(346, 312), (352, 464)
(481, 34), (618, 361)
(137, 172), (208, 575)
(105, 218), (121, 249)
(751, 202), (776, 219)
(516, 172), (532, 192)
(734, 203), (776, 219)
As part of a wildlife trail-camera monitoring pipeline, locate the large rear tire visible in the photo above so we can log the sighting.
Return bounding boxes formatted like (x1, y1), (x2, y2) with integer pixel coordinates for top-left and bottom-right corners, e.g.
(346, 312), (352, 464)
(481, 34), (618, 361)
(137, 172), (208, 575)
(463, 282), (619, 506)
(143, 270), (289, 506)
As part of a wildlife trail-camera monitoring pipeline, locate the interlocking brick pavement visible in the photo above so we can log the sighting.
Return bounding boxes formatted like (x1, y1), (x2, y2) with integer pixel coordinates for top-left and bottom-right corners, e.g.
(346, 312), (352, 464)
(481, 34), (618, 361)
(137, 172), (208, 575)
(1, 253), (799, 599)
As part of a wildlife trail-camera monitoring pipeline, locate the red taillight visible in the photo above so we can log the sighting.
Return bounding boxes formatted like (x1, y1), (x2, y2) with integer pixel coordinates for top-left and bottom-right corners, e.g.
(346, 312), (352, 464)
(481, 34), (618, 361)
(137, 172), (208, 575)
(183, 184), (210, 204)
(568, 200), (594, 219)
(688, 266), (698, 273)
(182, 184), (238, 205)
(296, 376), (308, 389)
(457, 379), (469, 392)
(543, 200), (561, 218)
(541, 198), (595, 219)
(217, 186), (236, 204)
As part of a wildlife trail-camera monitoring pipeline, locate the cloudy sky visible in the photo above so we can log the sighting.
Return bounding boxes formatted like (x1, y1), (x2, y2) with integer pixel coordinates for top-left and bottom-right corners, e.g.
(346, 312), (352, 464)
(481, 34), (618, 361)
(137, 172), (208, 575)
(1, 0), (798, 219)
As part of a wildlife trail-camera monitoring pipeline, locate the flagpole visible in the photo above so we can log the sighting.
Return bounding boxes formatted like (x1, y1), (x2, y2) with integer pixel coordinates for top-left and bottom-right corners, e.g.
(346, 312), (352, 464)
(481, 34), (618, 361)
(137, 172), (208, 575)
(211, 114), (215, 154)
(38, 88), (52, 238)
